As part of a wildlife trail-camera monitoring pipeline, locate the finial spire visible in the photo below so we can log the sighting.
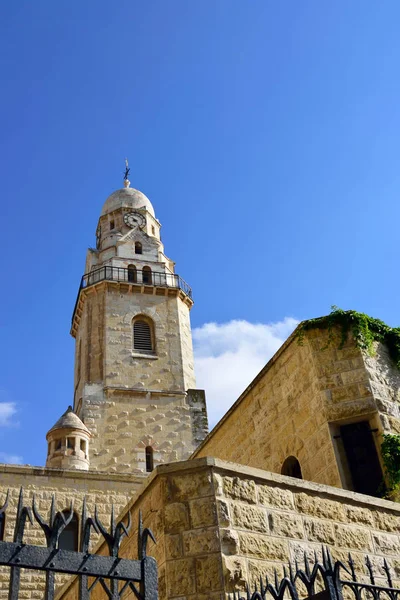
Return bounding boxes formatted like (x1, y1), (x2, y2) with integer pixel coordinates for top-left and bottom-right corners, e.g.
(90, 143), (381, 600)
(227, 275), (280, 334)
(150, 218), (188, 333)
(123, 158), (131, 188)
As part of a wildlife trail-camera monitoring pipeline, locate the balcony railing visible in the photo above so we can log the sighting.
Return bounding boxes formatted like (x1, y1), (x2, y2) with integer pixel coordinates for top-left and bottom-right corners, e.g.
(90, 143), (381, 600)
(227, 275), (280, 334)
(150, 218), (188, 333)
(79, 265), (193, 298)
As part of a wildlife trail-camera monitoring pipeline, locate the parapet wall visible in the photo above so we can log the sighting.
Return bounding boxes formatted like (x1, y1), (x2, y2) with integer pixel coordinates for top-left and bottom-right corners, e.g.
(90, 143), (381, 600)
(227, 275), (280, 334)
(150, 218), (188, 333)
(57, 457), (400, 600)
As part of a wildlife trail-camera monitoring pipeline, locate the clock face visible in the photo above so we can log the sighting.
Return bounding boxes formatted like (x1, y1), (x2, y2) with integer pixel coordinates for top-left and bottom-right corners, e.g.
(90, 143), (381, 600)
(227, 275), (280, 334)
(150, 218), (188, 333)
(124, 211), (146, 230)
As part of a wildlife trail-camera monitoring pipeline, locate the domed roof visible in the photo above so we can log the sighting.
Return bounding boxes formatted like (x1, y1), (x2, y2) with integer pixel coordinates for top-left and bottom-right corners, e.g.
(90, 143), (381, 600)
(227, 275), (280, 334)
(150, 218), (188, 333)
(101, 186), (155, 218)
(47, 406), (90, 436)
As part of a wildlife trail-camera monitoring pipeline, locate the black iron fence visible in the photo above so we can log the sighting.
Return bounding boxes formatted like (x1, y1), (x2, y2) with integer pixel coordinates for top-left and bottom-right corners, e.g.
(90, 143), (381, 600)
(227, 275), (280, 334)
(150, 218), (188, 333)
(0, 489), (158, 600)
(81, 266), (192, 298)
(231, 547), (400, 600)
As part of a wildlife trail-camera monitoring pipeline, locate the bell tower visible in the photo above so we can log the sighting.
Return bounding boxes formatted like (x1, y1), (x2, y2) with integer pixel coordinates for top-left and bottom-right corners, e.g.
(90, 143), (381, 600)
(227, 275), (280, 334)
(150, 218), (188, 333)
(71, 169), (208, 473)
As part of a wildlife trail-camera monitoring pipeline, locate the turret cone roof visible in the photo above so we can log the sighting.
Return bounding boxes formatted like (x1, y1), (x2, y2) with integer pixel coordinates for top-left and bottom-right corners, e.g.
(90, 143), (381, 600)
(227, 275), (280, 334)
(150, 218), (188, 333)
(47, 406), (90, 436)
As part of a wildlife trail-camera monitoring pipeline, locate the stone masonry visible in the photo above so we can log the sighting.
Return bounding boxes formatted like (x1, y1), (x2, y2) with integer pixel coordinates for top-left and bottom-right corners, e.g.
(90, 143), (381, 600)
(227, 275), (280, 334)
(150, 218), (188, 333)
(0, 464), (144, 599)
(193, 324), (400, 491)
(57, 458), (400, 600)
(70, 182), (208, 473)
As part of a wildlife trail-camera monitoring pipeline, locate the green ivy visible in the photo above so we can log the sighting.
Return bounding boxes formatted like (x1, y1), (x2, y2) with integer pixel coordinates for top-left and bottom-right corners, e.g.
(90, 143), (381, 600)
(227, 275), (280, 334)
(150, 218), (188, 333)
(297, 306), (400, 368)
(381, 434), (400, 493)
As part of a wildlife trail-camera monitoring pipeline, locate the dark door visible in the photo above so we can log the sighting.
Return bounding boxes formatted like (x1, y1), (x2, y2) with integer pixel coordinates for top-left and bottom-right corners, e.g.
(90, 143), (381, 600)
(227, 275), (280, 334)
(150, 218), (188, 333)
(340, 421), (383, 496)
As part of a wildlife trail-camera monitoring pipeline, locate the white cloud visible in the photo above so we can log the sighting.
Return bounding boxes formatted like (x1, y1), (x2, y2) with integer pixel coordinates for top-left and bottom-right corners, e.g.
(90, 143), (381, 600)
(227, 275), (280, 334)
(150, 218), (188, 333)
(193, 317), (299, 428)
(0, 402), (17, 427)
(0, 452), (23, 464)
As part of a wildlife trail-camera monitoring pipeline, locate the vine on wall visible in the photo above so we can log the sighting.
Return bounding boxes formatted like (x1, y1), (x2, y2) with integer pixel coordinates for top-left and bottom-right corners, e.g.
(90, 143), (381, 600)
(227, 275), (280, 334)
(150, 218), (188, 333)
(297, 306), (400, 368)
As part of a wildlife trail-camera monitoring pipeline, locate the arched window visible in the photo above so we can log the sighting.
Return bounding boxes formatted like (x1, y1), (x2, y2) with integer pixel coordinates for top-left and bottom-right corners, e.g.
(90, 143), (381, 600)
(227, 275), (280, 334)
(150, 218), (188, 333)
(127, 264), (137, 283)
(0, 512), (5, 541)
(133, 317), (154, 354)
(135, 242), (142, 255)
(281, 456), (302, 479)
(142, 266), (152, 285)
(58, 511), (79, 551)
(145, 446), (154, 472)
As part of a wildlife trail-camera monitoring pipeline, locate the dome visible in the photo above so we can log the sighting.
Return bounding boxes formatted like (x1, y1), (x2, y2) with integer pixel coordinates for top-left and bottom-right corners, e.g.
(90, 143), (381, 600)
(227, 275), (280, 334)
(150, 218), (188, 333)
(101, 187), (155, 218)
(47, 406), (90, 436)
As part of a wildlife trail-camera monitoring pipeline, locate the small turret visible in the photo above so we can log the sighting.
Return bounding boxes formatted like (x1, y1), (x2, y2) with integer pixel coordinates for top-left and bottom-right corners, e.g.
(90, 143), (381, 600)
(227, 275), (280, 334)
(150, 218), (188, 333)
(46, 406), (91, 471)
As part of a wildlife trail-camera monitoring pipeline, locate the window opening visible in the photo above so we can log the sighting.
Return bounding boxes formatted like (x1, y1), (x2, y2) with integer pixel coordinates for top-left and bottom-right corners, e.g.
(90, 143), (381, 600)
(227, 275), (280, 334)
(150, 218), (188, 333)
(142, 266), (152, 285)
(127, 265), (137, 283)
(281, 456), (302, 479)
(133, 319), (153, 353)
(80, 439), (86, 454)
(151, 226), (155, 235)
(340, 421), (382, 496)
(0, 513), (5, 542)
(67, 438), (75, 450)
(145, 446), (154, 472)
(56, 440), (62, 451)
(110, 220), (115, 230)
(135, 242), (142, 254)
(58, 511), (79, 551)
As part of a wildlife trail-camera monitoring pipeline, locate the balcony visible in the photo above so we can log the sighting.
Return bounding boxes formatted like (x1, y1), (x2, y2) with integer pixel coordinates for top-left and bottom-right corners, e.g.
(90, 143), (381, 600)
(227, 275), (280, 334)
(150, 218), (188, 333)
(80, 265), (192, 298)
(71, 266), (193, 332)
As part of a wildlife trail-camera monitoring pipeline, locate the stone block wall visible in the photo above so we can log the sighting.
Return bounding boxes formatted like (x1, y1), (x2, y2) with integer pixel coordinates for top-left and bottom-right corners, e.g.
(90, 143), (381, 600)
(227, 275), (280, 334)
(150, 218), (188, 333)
(85, 389), (207, 473)
(213, 462), (400, 591)
(193, 325), (400, 490)
(72, 283), (207, 474)
(57, 458), (400, 600)
(0, 464), (143, 599)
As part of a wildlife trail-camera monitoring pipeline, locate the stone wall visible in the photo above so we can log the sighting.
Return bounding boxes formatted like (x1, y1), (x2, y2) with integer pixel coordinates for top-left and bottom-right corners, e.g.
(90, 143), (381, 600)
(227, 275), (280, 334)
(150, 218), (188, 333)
(0, 464), (143, 599)
(57, 458), (400, 600)
(72, 283), (207, 473)
(193, 325), (400, 490)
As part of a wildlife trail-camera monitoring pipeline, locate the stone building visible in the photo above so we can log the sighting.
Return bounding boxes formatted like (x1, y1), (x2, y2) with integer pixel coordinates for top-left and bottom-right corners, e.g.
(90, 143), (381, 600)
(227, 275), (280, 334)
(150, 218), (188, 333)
(193, 322), (400, 497)
(1, 173), (400, 599)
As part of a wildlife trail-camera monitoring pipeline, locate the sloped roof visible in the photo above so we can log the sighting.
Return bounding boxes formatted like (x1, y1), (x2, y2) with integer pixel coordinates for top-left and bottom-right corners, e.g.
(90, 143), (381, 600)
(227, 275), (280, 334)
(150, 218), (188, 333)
(47, 406), (90, 435)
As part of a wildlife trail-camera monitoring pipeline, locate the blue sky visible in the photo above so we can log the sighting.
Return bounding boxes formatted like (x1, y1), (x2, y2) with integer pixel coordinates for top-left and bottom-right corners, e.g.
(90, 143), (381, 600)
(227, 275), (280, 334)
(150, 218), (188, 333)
(1, 1), (400, 466)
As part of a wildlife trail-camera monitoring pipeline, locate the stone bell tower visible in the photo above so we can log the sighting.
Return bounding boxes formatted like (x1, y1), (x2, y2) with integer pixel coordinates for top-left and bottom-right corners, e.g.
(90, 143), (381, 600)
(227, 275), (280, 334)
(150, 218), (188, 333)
(71, 168), (208, 473)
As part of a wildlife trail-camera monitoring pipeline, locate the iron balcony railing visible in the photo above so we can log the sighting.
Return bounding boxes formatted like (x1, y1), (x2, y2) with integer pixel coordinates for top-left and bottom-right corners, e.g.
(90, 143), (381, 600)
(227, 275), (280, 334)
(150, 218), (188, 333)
(80, 265), (193, 299)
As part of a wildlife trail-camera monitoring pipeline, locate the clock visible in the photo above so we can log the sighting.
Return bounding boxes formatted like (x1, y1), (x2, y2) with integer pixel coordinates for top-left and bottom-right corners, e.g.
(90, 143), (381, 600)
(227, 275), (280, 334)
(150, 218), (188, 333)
(124, 211), (146, 230)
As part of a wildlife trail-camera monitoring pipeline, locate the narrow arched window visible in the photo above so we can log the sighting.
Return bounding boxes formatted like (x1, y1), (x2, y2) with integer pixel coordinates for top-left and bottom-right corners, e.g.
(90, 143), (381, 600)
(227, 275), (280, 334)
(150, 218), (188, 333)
(145, 446), (154, 472)
(281, 456), (302, 479)
(127, 264), (137, 283)
(142, 266), (152, 285)
(135, 242), (142, 254)
(133, 317), (154, 354)
(58, 511), (79, 551)
(0, 513), (5, 541)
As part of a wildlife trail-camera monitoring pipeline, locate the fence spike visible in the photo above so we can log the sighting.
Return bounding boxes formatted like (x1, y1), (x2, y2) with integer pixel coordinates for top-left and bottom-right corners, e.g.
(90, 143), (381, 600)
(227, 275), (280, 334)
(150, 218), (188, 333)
(0, 490), (9, 541)
(14, 488), (32, 544)
(383, 558), (393, 588)
(110, 503), (115, 535)
(365, 555), (375, 585)
(289, 561), (295, 583)
(274, 568), (279, 590)
(348, 552), (357, 581)
(326, 546), (333, 570)
(49, 494), (56, 527)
